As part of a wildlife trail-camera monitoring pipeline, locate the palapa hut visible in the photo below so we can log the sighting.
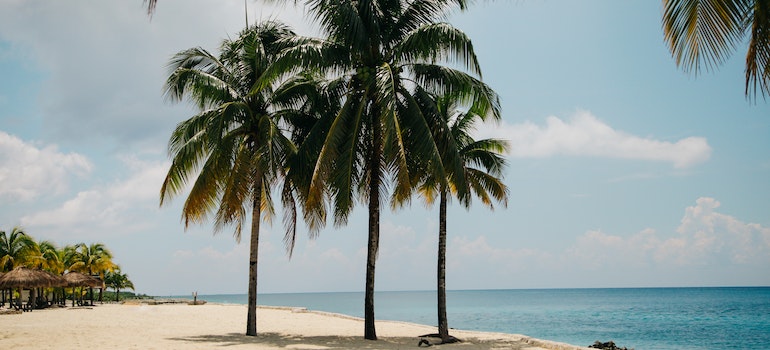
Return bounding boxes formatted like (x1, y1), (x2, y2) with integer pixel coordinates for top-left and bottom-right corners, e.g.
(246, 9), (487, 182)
(63, 272), (103, 307)
(0, 266), (67, 310)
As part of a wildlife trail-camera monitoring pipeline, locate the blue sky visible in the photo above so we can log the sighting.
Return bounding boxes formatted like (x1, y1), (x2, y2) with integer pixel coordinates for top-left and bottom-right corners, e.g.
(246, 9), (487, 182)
(0, 1), (768, 296)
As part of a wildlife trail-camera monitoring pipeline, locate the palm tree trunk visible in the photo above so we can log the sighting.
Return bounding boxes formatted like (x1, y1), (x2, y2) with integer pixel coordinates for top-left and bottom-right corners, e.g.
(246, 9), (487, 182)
(98, 279), (104, 303)
(437, 190), (449, 340)
(364, 113), (382, 341)
(246, 179), (262, 336)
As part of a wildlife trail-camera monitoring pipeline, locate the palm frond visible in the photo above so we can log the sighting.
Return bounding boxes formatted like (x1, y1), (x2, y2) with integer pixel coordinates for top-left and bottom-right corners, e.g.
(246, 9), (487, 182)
(745, 0), (770, 98)
(663, 0), (750, 74)
(396, 23), (481, 76)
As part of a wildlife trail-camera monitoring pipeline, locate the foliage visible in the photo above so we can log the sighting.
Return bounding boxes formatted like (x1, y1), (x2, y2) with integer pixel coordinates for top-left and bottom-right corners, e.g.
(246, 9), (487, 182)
(160, 21), (302, 336)
(145, 0), (501, 341)
(0, 226), (132, 294)
(414, 91), (509, 341)
(662, 0), (770, 100)
(0, 227), (36, 272)
(271, 0), (498, 340)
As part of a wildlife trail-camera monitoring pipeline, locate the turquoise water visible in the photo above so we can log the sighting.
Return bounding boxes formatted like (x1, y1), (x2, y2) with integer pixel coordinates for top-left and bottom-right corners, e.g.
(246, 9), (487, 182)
(167, 287), (770, 349)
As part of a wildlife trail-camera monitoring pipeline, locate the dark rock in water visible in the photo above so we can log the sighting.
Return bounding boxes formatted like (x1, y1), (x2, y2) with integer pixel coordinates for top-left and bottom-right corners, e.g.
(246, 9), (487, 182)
(588, 340), (633, 350)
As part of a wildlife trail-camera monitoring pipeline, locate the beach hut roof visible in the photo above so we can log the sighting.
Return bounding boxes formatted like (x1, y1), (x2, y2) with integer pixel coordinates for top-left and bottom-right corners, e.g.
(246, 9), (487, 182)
(63, 271), (103, 288)
(0, 266), (67, 288)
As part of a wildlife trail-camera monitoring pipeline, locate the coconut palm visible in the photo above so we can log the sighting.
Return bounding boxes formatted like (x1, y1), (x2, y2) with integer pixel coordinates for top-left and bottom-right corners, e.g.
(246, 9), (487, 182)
(414, 90), (508, 342)
(27, 240), (64, 272)
(160, 21), (300, 336)
(29, 240), (66, 305)
(0, 227), (36, 272)
(662, 0), (770, 100)
(0, 227), (36, 305)
(68, 242), (116, 303)
(270, 0), (499, 340)
(104, 268), (135, 302)
(68, 243), (115, 277)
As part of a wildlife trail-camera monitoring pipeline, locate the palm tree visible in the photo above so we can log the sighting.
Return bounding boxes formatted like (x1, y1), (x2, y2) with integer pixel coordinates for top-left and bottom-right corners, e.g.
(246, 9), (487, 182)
(272, 0), (499, 340)
(104, 268), (135, 302)
(36, 241), (64, 273)
(68, 243), (115, 276)
(160, 21), (300, 336)
(662, 0), (770, 100)
(0, 227), (36, 272)
(415, 91), (508, 342)
(0, 227), (36, 304)
(29, 240), (66, 305)
(68, 242), (116, 303)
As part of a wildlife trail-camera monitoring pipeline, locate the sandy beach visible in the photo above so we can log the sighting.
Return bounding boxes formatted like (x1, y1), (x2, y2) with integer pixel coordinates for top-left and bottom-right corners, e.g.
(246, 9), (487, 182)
(0, 303), (587, 350)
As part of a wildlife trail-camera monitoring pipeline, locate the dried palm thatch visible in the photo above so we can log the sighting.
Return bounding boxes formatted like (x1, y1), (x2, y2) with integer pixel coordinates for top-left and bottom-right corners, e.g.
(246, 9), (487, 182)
(0, 266), (66, 288)
(63, 272), (103, 288)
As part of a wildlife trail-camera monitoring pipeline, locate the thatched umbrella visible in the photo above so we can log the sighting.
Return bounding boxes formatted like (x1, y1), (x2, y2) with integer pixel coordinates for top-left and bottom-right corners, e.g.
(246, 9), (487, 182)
(0, 267), (67, 309)
(0, 267), (66, 288)
(63, 272), (103, 306)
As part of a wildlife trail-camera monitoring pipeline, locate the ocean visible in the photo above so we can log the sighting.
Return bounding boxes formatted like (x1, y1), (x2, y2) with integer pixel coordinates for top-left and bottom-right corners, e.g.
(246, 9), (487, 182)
(167, 287), (770, 349)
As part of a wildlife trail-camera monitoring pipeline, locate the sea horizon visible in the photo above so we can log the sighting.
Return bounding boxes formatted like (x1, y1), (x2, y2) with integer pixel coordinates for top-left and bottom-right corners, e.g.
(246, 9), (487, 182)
(162, 286), (770, 350)
(162, 284), (770, 298)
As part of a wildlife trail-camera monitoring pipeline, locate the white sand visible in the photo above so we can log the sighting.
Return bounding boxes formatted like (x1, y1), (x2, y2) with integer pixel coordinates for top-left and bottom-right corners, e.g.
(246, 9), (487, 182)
(0, 303), (588, 350)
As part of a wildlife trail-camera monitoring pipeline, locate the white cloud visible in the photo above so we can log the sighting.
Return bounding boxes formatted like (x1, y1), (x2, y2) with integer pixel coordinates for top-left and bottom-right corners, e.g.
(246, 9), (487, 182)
(476, 111), (711, 168)
(449, 197), (770, 287)
(165, 244), (250, 294)
(564, 198), (770, 268)
(0, 1), (310, 149)
(0, 130), (92, 201)
(674, 197), (770, 264)
(19, 156), (167, 239)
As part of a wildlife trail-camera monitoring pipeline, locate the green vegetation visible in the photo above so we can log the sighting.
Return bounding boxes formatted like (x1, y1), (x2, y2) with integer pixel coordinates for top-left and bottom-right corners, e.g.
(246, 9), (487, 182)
(0, 226), (133, 304)
(160, 21), (303, 336)
(662, 0), (770, 100)
(150, 0), (505, 340)
(105, 268), (135, 302)
(415, 91), (509, 342)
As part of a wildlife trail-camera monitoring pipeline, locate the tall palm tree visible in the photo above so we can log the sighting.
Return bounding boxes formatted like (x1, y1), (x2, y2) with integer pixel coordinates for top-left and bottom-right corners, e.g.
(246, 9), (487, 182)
(662, 0), (770, 100)
(415, 91), (508, 342)
(104, 268), (135, 302)
(160, 21), (300, 336)
(272, 0), (499, 340)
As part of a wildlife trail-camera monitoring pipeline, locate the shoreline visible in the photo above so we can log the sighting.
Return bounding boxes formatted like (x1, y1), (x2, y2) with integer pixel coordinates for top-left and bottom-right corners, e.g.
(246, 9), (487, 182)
(0, 302), (588, 349)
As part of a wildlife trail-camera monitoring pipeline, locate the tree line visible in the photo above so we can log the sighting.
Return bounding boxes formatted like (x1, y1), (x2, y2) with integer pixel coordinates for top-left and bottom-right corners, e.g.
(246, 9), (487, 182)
(0, 226), (134, 302)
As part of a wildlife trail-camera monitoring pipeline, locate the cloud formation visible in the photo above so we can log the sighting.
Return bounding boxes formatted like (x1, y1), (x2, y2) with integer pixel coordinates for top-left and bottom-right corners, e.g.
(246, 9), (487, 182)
(0, 131), (92, 201)
(0, 1), (308, 149)
(451, 197), (770, 287)
(19, 156), (168, 239)
(477, 111), (711, 168)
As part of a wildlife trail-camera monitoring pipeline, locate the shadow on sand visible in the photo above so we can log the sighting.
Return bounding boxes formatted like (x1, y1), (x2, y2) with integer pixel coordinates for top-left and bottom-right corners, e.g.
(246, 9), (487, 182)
(168, 332), (534, 349)
(168, 332), (419, 349)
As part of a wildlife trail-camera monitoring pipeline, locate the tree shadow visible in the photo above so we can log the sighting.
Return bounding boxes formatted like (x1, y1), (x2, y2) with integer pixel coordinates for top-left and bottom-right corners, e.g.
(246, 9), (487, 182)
(167, 332), (422, 349)
(167, 332), (534, 349)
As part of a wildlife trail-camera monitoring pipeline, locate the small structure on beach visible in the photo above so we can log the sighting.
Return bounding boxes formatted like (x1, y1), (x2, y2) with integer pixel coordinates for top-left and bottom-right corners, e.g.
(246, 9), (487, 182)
(63, 272), (104, 307)
(0, 266), (67, 310)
